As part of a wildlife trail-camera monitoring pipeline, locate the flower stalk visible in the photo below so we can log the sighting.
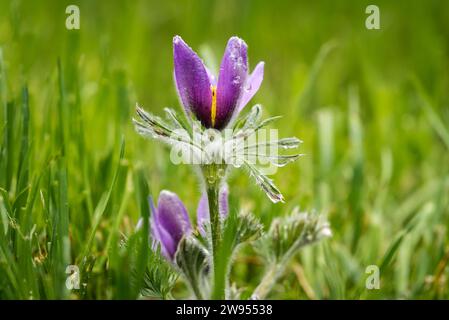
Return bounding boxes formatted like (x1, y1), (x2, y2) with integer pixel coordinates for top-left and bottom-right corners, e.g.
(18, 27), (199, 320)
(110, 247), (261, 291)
(251, 248), (298, 299)
(202, 163), (226, 299)
(133, 35), (329, 301)
(251, 263), (280, 300)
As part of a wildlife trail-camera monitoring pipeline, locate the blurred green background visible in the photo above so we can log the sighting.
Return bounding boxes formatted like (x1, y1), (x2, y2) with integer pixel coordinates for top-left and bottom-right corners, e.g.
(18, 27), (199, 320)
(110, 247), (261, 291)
(1, 0), (448, 299)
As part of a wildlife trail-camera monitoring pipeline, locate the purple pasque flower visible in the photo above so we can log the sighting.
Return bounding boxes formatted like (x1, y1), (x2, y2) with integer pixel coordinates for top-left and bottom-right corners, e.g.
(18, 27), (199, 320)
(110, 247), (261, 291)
(173, 35), (264, 130)
(197, 184), (229, 235)
(146, 188), (230, 260)
(150, 190), (192, 260)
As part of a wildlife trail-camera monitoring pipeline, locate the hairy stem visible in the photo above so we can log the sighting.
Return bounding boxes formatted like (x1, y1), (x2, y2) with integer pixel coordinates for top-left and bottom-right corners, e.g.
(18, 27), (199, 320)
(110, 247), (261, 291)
(207, 179), (224, 299)
(252, 231), (316, 299)
(202, 164), (225, 299)
(206, 181), (220, 258)
(251, 263), (284, 299)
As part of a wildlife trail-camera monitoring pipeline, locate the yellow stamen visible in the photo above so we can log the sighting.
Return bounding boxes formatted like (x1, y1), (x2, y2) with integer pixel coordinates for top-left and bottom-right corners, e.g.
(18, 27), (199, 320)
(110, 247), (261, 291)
(211, 85), (217, 127)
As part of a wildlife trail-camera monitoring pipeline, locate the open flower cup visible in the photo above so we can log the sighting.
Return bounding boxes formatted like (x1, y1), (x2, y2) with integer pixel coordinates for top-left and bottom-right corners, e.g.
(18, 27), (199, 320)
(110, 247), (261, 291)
(173, 35), (264, 130)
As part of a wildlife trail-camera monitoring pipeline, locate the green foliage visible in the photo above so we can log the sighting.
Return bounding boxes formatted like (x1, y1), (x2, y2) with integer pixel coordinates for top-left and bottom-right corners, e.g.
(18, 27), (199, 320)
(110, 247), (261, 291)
(141, 247), (177, 300)
(256, 208), (331, 264)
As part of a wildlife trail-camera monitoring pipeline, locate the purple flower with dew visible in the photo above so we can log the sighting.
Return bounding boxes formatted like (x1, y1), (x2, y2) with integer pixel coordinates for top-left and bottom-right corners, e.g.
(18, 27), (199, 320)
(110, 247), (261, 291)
(197, 184), (229, 235)
(149, 190), (192, 261)
(134, 36), (301, 210)
(173, 35), (264, 129)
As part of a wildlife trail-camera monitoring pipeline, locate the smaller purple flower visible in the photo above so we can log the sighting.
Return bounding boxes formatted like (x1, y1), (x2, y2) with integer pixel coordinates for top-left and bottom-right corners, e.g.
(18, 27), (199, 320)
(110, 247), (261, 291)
(174, 35), (264, 129)
(140, 188), (230, 261)
(150, 190), (192, 260)
(197, 184), (229, 235)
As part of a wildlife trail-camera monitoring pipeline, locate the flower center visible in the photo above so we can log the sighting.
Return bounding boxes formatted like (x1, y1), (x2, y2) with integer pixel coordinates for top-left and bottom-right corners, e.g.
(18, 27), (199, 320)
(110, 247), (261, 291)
(211, 85), (217, 127)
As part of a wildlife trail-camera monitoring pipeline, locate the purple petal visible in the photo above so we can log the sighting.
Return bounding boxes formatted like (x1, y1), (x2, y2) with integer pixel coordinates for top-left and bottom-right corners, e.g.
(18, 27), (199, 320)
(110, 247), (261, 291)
(215, 37), (248, 129)
(237, 62), (264, 112)
(218, 183), (229, 217)
(196, 193), (209, 235)
(154, 217), (177, 259)
(155, 190), (192, 258)
(196, 184), (229, 235)
(173, 35), (212, 127)
(149, 197), (177, 259)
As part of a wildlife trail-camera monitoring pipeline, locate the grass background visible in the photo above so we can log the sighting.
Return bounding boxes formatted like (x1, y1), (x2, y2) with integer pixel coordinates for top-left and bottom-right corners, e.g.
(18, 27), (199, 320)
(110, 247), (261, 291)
(1, 0), (449, 299)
